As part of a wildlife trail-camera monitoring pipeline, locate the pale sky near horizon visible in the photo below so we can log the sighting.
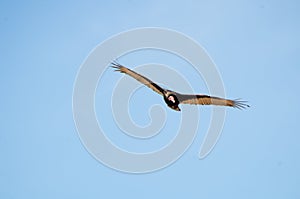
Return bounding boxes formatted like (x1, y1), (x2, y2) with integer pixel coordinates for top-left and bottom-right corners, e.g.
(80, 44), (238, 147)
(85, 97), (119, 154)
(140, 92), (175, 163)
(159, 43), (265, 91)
(1, 1), (300, 198)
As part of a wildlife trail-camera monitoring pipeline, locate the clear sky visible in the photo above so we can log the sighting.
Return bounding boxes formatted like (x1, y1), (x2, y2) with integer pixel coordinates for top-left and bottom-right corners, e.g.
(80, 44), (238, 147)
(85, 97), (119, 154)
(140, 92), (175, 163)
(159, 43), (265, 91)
(1, 0), (300, 198)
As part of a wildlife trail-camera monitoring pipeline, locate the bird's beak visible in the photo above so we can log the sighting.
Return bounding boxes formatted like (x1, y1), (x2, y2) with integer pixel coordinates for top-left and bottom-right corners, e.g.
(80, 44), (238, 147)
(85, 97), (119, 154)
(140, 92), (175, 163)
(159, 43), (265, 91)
(175, 107), (181, 111)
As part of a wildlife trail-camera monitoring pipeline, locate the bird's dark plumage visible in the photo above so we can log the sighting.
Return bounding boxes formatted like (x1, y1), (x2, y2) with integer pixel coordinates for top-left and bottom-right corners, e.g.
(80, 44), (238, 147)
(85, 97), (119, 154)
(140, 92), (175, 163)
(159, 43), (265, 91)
(111, 62), (249, 111)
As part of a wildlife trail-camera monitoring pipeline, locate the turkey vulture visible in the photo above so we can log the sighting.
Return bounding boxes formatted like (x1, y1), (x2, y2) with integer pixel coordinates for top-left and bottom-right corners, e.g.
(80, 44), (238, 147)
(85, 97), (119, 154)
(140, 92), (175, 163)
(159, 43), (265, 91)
(111, 62), (249, 111)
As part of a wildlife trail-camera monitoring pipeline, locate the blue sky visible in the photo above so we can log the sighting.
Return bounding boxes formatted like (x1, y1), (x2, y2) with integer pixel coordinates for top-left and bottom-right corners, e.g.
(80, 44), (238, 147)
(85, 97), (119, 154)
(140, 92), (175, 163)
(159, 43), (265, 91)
(1, 1), (300, 198)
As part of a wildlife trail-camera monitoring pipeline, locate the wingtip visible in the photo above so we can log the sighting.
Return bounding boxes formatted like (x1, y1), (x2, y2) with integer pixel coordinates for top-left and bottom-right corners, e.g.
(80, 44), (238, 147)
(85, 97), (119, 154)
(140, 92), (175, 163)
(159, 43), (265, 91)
(110, 61), (123, 72)
(233, 99), (250, 110)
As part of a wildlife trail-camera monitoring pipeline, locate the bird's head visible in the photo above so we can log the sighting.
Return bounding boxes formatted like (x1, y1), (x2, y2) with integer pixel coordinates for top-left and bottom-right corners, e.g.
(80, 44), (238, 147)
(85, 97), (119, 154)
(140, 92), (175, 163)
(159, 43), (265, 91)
(167, 95), (176, 103)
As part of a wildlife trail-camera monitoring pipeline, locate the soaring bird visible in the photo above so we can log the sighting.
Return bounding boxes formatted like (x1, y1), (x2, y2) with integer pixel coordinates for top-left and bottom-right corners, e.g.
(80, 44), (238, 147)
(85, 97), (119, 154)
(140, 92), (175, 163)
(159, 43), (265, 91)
(111, 62), (249, 111)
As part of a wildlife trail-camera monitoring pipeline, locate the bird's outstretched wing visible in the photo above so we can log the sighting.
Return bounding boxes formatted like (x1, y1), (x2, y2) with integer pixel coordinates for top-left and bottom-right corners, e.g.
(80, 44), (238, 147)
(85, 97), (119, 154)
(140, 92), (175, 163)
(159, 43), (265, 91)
(177, 94), (250, 109)
(111, 62), (165, 95)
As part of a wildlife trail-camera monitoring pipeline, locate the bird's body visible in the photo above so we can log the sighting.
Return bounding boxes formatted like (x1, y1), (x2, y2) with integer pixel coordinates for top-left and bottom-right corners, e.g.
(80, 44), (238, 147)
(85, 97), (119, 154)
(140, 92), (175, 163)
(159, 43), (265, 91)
(111, 62), (249, 111)
(163, 90), (181, 111)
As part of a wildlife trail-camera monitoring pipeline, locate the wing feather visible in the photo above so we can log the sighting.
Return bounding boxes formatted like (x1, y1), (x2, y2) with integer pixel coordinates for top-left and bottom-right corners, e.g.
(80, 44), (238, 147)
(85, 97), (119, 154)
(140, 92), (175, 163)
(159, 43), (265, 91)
(177, 94), (249, 109)
(111, 62), (165, 95)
